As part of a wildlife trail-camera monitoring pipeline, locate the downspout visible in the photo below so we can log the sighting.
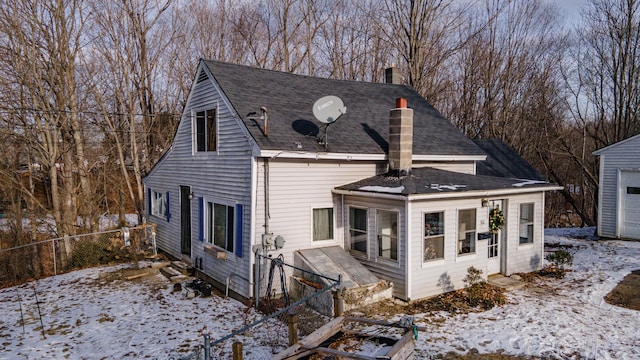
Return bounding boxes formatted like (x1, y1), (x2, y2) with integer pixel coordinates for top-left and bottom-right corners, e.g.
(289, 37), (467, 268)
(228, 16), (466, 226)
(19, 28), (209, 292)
(264, 158), (270, 235)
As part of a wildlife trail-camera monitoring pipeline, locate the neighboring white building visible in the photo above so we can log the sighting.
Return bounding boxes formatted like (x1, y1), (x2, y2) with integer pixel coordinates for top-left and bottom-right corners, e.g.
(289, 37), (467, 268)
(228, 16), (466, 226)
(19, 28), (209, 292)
(593, 134), (640, 240)
(143, 60), (560, 301)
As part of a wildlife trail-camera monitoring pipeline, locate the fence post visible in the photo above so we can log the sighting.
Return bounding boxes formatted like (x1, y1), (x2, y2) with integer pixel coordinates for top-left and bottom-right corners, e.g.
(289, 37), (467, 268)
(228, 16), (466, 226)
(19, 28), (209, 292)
(51, 239), (57, 275)
(333, 290), (344, 317)
(288, 314), (299, 346)
(204, 334), (210, 360)
(232, 341), (243, 360)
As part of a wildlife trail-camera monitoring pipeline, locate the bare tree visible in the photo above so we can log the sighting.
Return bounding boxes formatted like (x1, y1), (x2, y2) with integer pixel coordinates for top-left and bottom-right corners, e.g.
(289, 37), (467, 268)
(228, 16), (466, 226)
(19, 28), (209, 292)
(0, 0), (96, 237)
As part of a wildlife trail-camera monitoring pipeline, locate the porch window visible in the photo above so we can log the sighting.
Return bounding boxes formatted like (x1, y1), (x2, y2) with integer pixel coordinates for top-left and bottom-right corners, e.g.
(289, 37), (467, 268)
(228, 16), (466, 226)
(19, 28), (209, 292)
(458, 209), (476, 255)
(151, 190), (167, 217)
(519, 203), (534, 244)
(207, 202), (234, 252)
(349, 207), (368, 253)
(424, 212), (444, 261)
(313, 208), (334, 241)
(196, 109), (216, 152)
(377, 210), (398, 261)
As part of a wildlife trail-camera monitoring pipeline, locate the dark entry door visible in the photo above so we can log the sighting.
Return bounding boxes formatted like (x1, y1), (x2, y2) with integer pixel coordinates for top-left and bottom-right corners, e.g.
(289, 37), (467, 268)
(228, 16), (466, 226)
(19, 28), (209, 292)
(180, 186), (191, 256)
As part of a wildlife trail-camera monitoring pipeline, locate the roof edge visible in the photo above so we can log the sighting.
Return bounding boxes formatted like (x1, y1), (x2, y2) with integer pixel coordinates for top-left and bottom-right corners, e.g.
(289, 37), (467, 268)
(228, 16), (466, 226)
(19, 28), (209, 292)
(593, 133), (640, 155)
(257, 149), (486, 161)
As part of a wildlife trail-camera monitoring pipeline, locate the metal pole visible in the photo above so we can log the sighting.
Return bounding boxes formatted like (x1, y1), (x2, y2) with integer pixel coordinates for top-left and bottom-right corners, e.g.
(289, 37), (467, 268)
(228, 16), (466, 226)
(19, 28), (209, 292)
(204, 334), (210, 360)
(51, 239), (57, 275)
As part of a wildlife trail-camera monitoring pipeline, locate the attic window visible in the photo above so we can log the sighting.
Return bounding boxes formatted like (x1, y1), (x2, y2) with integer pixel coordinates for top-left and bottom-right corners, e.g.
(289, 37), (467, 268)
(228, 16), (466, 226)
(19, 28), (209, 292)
(196, 109), (217, 152)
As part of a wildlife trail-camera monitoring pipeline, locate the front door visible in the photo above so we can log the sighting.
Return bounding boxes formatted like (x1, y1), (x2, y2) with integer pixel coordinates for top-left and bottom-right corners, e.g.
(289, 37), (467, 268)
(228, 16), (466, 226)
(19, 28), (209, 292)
(180, 186), (192, 256)
(487, 200), (504, 275)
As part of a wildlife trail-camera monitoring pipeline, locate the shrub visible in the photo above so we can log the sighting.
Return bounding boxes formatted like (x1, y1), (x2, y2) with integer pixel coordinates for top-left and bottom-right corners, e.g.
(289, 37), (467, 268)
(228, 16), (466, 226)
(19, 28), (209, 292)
(541, 249), (574, 278)
(462, 267), (506, 309)
(545, 249), (573, 270)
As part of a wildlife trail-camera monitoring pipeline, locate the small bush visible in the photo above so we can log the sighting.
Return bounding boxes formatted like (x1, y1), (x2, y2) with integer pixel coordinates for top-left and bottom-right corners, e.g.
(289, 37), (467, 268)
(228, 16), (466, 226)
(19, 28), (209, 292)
(463, 266), (483, 288)
(541, 249), (574, 278)
(463, 267), (506, 309)
(545, 249), (573, 270)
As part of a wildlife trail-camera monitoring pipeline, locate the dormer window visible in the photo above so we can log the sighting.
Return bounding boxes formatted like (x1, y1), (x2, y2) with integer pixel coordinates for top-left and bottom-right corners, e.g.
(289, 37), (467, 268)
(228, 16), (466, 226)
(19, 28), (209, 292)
(195, 108), (216, 152)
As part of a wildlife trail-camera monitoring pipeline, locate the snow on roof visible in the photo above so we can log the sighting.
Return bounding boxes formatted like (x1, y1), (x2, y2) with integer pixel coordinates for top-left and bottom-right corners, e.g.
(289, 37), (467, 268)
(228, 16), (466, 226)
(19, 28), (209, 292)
(512, 179), (547, 187)
(359, 185), (405, 194)
(428, 184), (467, 191)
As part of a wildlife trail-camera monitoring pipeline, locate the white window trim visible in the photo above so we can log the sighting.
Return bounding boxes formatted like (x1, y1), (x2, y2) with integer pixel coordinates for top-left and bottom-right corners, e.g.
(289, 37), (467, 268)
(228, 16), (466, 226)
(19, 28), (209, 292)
(518, 202), (535, 246)
(204, 198), (236, 254)
(375, 209), (400, 264)
(348, 206), (369, 257)
(192, 106), (218, 155)
(150, 190), (167, 217)
(423, 210), (446, 264)
(456, 208), (477, 259)
(311, 206), (336, 243)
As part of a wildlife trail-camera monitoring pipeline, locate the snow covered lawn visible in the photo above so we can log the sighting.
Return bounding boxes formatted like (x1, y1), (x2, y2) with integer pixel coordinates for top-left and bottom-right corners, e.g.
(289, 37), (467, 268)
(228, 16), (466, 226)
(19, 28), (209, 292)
(1, 227), (639, 359)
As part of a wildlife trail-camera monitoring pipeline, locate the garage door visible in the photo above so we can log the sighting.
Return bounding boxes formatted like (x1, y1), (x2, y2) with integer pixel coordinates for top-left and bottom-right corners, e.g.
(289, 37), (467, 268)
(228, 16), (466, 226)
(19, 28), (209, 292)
(620, 171), (640, 239)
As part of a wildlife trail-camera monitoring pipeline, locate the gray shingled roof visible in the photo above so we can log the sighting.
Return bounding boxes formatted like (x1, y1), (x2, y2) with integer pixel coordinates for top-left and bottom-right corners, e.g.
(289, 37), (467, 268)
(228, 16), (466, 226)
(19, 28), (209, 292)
(203, 60), (485, 156)
(473, 139), (546, 181)
(335, 167), (555, 196)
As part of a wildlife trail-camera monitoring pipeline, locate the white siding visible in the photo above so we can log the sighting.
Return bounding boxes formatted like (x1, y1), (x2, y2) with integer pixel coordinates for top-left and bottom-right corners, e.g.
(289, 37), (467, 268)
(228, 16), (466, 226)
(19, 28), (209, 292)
(596, 138), (640, 238)
(253, 159), (381, 256)
(342, 195), (408, 299)
(144, 67), (254, 297)
(502, 193), (546, 275)
(407, 192), (545, 300)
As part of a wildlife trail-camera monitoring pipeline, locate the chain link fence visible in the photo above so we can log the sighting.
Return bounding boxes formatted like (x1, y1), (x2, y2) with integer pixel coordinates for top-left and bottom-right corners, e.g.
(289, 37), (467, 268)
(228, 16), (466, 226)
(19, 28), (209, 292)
(0, 224), (156, 288)
(178, 252), (343, 360)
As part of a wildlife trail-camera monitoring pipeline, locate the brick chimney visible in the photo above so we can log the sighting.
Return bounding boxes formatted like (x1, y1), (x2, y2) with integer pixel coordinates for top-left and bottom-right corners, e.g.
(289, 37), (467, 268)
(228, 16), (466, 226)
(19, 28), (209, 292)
(385, 66), (401, 84)
(389, 98), (413, 176)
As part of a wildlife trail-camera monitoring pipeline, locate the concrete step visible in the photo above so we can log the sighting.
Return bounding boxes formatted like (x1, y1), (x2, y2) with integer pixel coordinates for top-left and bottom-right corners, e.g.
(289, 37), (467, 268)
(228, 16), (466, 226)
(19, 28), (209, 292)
(488, 274), (525, 290)
(171, 261), (193, 275)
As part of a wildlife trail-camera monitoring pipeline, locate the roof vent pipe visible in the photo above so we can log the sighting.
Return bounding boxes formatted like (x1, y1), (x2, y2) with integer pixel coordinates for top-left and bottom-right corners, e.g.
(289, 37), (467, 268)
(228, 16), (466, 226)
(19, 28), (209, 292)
(261, 107), (268, 137)
(388, 97), (413, 176)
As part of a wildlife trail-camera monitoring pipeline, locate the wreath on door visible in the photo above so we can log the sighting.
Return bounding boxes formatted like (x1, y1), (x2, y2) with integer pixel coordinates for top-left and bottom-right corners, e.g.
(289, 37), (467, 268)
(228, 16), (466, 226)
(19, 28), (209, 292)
(489, 207), (504, 234)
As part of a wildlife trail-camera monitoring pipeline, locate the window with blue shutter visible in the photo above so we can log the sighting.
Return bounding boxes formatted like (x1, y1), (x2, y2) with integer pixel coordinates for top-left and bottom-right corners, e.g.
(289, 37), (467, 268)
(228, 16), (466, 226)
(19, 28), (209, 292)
(147, 188), (152, 216)
(165, 191), (171, 222)
(199, 197), (204, 241)
(235, 204), (244, 258)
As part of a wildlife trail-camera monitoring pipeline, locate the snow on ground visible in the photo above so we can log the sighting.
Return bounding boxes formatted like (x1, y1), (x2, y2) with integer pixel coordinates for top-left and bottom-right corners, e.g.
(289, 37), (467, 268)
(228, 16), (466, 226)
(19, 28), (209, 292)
(410, 227), (640, 359)
(0, 227), (639, 359)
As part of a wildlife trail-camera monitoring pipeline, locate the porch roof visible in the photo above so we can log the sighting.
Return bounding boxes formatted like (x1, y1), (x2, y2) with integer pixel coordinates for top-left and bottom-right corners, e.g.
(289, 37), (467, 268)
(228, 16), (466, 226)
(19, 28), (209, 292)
(334, 167), (559, 197)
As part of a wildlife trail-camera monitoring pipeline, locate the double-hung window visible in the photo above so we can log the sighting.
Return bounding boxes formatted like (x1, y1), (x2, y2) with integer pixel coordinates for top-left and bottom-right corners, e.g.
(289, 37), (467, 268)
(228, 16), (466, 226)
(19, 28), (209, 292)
(151, 190), (167, 217)
(424, 212), (444, 261)
(313, 208), (334, 241)
(207, 202), (234, 252)
(458, 209), (476, 255)
(196, 109), (217, 152)
(349, 207), (368, 253)
(377, 210), (398, 261)
(519, 203), (534, 244)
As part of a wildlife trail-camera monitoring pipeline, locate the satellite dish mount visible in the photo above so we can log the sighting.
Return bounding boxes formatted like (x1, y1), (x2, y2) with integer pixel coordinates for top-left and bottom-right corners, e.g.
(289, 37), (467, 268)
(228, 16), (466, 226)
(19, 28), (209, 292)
(312, 95), (346, 149)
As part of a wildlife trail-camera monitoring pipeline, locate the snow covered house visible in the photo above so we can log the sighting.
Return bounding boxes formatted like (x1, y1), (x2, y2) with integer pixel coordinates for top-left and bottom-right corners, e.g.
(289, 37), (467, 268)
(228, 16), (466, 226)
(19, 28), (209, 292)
(593, 134), (640, 240)
(143, 60), (560, 301)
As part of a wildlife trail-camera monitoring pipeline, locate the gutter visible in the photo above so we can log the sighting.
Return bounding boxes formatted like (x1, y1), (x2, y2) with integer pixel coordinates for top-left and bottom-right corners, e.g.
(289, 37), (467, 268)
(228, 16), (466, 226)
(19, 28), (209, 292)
(333, 184), (563, 201)
(254, 149), (486, 162)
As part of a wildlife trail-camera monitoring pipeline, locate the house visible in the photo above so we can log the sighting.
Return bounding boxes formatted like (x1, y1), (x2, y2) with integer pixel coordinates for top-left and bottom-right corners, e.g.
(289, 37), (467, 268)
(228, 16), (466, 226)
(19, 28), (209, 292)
(593, 134), (640, 239)
(143, 60), (560, 301)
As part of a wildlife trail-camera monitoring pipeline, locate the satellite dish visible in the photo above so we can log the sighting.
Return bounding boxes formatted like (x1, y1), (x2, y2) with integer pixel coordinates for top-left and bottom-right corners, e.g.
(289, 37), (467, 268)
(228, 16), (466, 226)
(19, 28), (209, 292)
(312, 95), (346, 124)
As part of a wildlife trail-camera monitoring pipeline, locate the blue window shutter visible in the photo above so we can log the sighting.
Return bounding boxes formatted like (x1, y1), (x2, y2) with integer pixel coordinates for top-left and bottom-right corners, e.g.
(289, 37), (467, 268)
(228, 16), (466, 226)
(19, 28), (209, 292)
(198, 197), (204, 241)
(147, 188), (152, 215)
(235, 204), (244, 258)
(165, 191), (171, 222)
